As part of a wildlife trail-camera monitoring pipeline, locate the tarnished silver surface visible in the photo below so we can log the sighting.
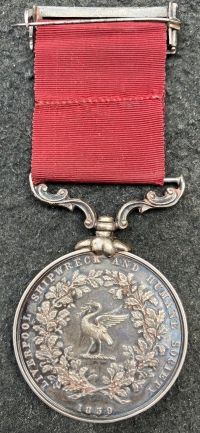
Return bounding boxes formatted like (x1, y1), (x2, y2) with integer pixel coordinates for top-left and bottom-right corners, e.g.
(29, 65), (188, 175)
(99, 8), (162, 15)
(33, 6), (170, 19)
(12, 3), (180, 53)
(116, 176), (185, 229)
(30, 174), (185, 233)
(13, 250), (187, 423)
(29, 174), (97, 230)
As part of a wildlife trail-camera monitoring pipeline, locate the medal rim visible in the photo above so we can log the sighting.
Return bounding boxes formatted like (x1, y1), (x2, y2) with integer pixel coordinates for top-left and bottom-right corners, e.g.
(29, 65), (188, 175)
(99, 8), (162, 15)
(13, 247), (188, 423)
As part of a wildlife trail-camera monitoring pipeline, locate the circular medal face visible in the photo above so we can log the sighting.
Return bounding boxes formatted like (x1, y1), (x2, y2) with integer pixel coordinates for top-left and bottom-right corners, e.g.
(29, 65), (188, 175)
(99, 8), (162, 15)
(13, 249), (187, 423)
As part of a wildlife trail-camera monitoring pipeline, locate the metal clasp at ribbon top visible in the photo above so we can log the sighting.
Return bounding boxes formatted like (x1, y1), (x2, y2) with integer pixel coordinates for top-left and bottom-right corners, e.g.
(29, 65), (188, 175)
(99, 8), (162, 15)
(13, 5), (181, 185)
(12, 4), (180, 53)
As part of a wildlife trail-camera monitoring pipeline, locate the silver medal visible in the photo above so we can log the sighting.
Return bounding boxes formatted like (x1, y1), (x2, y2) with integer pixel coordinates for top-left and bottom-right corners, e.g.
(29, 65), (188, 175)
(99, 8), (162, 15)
(13, 177), (187, 423)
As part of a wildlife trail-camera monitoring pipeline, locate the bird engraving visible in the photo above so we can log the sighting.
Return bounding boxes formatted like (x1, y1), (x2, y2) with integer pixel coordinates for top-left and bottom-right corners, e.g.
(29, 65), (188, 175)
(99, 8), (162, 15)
(79, 301), (129, 359)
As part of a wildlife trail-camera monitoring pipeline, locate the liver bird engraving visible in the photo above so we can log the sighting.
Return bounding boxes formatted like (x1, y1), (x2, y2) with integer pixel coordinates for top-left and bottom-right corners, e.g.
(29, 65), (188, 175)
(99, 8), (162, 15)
(79, 301), (129, 358)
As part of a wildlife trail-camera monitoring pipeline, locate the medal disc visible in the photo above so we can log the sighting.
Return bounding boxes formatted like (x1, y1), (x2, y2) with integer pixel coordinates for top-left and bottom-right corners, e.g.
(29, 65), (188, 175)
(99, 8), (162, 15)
(13, 249), (187, 423)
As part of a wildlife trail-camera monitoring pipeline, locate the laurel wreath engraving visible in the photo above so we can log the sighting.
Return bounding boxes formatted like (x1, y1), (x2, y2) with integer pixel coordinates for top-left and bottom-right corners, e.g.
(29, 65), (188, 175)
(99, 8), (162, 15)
(33, 270), (168, 404)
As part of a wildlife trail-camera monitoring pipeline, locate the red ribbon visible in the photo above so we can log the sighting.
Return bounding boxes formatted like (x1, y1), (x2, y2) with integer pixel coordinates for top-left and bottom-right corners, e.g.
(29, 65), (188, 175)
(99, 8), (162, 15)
(32, 22), (166, 185)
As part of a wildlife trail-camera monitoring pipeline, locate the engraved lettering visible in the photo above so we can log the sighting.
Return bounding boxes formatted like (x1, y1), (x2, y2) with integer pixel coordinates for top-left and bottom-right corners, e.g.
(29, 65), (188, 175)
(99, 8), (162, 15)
(159, 371), (168, 380)
(36, 284), (45, 294)
(64, 262), (73, 270)
(21, 323), (30, 330)
(146, 275), (156, 285)
(167, 358), (176, 366)
(169, 311), (178, 319)
(73, 258), (82, 267)
(77, 404), (82, 412)
(96, 407), (102, 415)
(170, 350), (178, 357)
(30, 369), (39, 378)
(121, 259), (130, 269)
(165, 301), (173, 310)
(35, 374), (43, 383)
(92, 255), (101, 263)
(22, 341), (30, 349)
(159, 290), (169, 299)
(41, 380), (49, 390)
(24, 349), (32, 359)
(21, 332), (29, 340)
(22, 314), (31, 321)
(172, 340), (180, 348)
(154, 282), (163, 291)
(46, 273), (55, 283)
(41, 279), (49, 287)
(84, 256), (91, 265)
(31, 293), (39, 302)
(112, 258), (119, 266)
(154, 379), (163, 388)
(164, 363), (173, 372)
(55, 266), (63, 276)
(147, 386), (155, 396)
(16, 254), (185, 421)
(131, 263), (139, 271)
(86, 406), (91, 414)
(26, 358), (36, 367)
(171, 321), (178, 329)
(77, 405), (113, 416)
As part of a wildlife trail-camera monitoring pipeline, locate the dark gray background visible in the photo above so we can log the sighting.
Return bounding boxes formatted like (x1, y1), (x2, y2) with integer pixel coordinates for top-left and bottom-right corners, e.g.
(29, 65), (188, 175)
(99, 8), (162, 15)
(0, 1), (199, 432)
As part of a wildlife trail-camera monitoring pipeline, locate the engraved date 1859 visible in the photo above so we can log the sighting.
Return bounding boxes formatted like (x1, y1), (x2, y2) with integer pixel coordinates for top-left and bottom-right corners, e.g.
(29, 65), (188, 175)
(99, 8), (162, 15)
(77, 404), (112, 416)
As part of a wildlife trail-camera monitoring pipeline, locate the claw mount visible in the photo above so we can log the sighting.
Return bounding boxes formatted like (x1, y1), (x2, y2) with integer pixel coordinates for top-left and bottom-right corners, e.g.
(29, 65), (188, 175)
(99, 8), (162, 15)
(30, 174), (184, 228)
(30, 174), (185, 256)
